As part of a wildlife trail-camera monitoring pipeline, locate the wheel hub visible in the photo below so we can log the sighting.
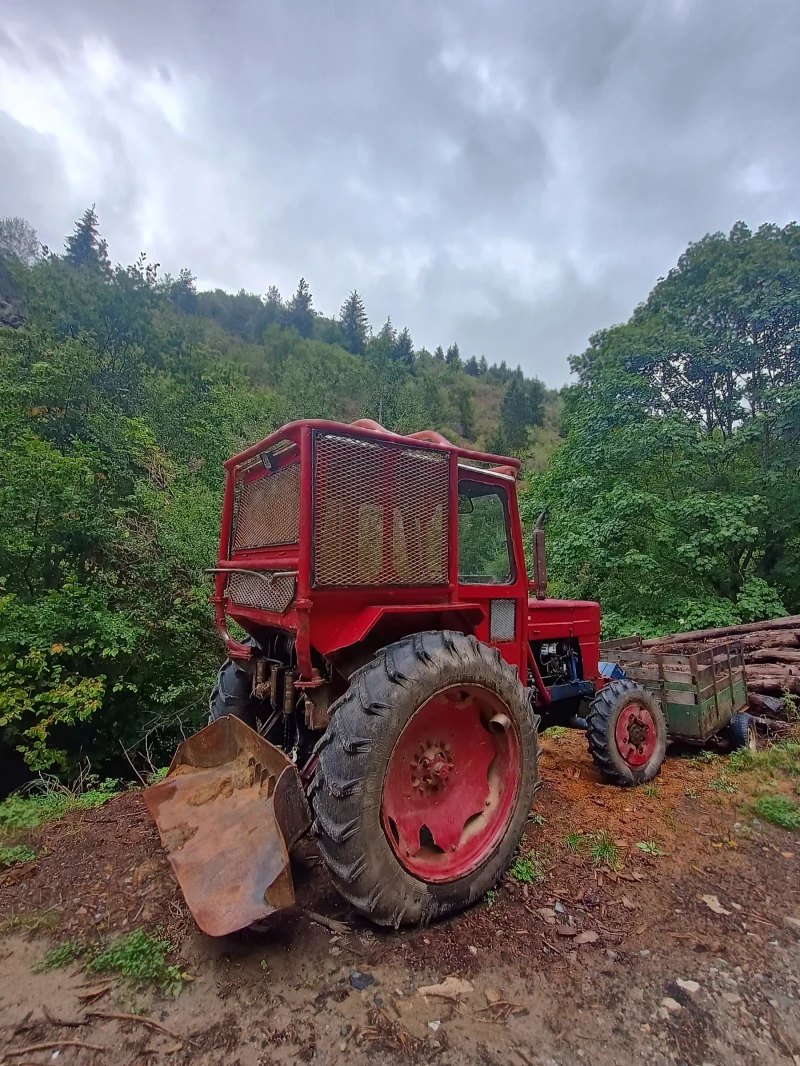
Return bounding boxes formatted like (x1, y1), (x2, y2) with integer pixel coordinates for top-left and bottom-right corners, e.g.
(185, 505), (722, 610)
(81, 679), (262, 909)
(615, 703), (657, 768)
(382, 685), (522, 883)
(410, 741), (453, 792)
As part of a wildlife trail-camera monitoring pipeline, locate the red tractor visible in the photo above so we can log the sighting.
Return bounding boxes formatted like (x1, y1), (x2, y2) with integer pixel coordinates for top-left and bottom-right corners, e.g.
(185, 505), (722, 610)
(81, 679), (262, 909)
(145, 419), (664, 936)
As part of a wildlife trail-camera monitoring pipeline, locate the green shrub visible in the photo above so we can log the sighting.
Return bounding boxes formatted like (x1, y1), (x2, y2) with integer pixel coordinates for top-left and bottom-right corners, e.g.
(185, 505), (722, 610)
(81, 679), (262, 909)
(752, 795), (800, 831)
(0, 844), (36, 866)
(87, 928), (181, 994)
(37, 940), (85, 971)
(509, 849), (545, 884)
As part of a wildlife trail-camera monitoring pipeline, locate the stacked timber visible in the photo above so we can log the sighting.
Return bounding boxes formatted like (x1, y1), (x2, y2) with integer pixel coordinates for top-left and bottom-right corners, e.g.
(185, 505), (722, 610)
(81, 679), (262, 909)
(643, 614), (800, 724)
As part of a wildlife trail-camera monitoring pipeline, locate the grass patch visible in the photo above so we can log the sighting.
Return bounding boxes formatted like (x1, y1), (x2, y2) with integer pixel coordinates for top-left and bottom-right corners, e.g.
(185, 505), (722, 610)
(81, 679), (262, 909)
(688, 750), (717, 765)
(587, 831), (622, 870)
(729, 741), (800, 778)
(563, 831), (583, 853)
(0, 910), (60, 934)
(0, 844), (36, 866)
(509, 849), (545, 885)
(642, 784), (660, 798)
(542, 726), (569, 740)
(752, 795), (800, 831)
(709, 774), (739, 794)
(0, 778), (119, 832)
(484, 889), (497, 907)
(87, 929), (181, 995)
(37, 940), (85, 971)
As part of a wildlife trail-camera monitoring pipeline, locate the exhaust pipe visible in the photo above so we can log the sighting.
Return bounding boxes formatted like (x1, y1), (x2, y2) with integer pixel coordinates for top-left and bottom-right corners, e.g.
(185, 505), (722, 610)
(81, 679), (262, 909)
(533, 511), (548, 600)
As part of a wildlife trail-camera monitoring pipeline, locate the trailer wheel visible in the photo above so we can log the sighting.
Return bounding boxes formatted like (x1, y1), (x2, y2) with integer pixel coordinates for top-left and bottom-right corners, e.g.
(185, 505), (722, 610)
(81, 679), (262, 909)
(309, 630), (540, 927)
(208, 649), (258, 729)
(586, 678), (666, 786)
(729, 712), (758, 752)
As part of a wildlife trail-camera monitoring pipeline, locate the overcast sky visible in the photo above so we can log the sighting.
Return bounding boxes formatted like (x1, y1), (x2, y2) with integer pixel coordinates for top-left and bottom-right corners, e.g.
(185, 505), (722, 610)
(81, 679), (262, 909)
(1, 1), (799, 385)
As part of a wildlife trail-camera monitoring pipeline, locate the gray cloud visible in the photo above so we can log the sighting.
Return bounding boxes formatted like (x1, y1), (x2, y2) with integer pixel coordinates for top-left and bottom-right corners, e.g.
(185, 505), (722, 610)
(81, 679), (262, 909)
(1, 0), (799, 385)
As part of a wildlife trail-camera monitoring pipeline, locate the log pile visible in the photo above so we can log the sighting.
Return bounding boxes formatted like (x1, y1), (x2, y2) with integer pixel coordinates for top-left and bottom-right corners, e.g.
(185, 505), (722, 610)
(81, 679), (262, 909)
(643, 614), (800, 725)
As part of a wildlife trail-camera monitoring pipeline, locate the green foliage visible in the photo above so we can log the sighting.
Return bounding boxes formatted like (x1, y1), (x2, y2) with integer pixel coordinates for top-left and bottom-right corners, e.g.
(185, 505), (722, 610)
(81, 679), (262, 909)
(642, 784), (660, 798)
(542, 726), (569, 740)
(729, 740), (800, 777)
(587, 831), (622, 870)
(752, 795), (800, 830)
(509, 848), (545, 884)
(87, 928), (181, 994)
(563, 831), (582, 853)
(0, 843), (36, 866)
(0, 778), (118, 830)
(0, 207), (545, 778)
(37, 940), (85, 970)
(636, 840), (666, 856)
(484, 889), (497, 906)
(523, 222), (799, 637)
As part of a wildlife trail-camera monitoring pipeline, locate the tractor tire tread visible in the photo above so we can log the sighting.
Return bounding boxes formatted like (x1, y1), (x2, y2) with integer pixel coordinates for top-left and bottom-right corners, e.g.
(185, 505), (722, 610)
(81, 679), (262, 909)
(586, 678), (667, 787)
(311, 629), (539, 927)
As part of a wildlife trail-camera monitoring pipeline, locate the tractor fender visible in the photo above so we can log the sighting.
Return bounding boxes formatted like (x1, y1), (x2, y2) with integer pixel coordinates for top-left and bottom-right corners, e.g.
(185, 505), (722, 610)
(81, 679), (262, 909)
(312, 603), (486, 658)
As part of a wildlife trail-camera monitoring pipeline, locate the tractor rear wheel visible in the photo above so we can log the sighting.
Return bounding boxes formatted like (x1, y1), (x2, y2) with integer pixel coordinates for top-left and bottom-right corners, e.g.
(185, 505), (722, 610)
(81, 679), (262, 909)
(310, 630), (540, 927)
(586, 678), (667, 786)
(729, 712), (758, 751)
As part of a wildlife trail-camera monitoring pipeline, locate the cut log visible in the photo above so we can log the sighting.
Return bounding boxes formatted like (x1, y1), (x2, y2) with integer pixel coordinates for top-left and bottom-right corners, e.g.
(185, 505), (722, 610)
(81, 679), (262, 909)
(745, 649), (800, 666)
(747, 692), (789, 718)
(644, 614), (800, 648)
(747, 677), (800, 697)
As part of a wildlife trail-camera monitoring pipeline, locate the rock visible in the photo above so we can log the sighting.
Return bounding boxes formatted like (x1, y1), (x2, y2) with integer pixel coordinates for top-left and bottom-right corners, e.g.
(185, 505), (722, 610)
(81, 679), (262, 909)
(350, 970), (376, 991)
(538, 908), (557, 921)
(554, 901), (567, 914)
(575, 930), (600, 945)
(417, 976), (473, 999)
(676, 979), (700, 994)
(556, 925), (578, 937)
(631, 988), (645, 1002)
(783, 916), (800, 931)
(485, 988), (501, 1004)
(700, 894), (731, 916)
(722, 992), (741, 1004)
(468, 945), (478, 956)
(428, 1020), (440, 1032)
(661, 997), (682, 1014)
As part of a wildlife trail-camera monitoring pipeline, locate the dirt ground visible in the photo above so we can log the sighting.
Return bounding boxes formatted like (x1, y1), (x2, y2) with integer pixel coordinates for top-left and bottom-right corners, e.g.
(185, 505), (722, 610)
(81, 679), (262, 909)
(1, 731), (799, 1066)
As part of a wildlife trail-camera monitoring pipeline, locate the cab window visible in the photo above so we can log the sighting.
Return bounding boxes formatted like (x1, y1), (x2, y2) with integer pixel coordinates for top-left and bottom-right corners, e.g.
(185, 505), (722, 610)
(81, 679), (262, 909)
(457, 479), (514, 584)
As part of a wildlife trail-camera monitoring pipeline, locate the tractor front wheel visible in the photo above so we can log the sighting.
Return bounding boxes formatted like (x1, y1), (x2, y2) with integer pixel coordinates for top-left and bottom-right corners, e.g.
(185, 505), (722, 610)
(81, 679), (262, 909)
(586, 678), (667, 786)
(310, 631), (540, 927)
(208, 650), (258, 728)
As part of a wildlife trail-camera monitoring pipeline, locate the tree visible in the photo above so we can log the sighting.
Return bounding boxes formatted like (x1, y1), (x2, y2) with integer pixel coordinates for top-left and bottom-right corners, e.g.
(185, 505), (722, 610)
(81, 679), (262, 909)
(464, 355), (479, 376)
(394, 326), (414, 365)
(264, 285), (283, 328)
(286, 277), (316, 338)
(452, 382), (476, 439)
(445, 342), (461, 368)
(339, 290), (369, 354)
(434, 345), (445, 362)
(0, 216), (40, 266)
(500, 376), (545, 452)
(64, 206), (111, 277)
(478, 355), (488, 375)
(170, 268), (197, 314)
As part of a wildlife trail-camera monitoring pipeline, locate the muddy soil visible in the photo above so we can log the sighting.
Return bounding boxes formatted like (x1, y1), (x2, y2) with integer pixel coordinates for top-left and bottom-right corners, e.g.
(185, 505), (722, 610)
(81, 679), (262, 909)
(1, 732), (799, 1065)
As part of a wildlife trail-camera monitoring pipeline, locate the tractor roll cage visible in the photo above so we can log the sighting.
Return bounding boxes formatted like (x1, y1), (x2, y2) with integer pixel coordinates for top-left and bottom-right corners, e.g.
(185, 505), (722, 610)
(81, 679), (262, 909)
(211, 419), (522, 679)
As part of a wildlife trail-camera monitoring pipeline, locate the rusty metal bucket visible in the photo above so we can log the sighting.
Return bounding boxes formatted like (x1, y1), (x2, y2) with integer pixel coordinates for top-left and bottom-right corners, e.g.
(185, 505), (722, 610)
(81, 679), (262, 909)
(143, 716), (311, 937)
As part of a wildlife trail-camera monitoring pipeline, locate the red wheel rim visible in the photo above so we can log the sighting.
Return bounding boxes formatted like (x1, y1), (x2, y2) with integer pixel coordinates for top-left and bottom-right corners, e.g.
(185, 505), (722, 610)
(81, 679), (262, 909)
(381, 685), (521, 883)
(614, 703), (657, 767)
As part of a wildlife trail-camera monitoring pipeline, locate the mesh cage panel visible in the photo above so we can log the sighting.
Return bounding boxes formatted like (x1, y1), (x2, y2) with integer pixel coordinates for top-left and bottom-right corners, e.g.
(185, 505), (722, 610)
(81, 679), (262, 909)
(232, 461), (300, 550)
(313, 433), (450, 587)
(227, 571), (296, 614)
(490, 599), (516, 641)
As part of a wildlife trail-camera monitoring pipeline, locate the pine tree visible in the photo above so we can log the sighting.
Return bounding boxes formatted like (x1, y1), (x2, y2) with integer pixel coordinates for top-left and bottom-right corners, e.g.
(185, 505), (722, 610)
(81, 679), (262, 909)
(64, 206), (111, 277)
(286, 277), (315, 338)
(394, 326), (414, 365)
(464, 355), (479, 376)
(445, 342), (461, 368)
(500, 376), (545, 452)
(171, 267), (197, 314)
(264, 285), (283, 327)
(478, 355), (488, 375)
(434, 345), (445, 362)
(339, 290), (369, 354)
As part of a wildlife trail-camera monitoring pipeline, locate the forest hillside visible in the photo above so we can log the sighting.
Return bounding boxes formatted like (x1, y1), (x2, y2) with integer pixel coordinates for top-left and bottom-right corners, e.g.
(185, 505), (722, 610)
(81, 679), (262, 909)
(0, 211), (798, 782)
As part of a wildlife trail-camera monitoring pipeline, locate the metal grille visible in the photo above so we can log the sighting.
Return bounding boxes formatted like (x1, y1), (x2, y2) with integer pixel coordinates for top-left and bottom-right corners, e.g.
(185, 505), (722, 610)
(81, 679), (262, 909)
(232, 462), (300, 550)
(490, 599), (516, 642)
(227, 571), (296, 614)
(313, 433), (449, 587)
